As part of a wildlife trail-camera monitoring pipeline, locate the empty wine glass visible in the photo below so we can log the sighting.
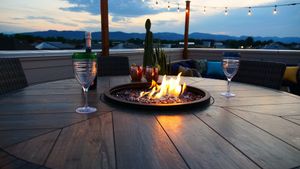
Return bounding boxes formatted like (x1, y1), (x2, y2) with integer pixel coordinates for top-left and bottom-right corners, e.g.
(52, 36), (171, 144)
(221, 52), (240, 97)
(72, 52), (97, 114)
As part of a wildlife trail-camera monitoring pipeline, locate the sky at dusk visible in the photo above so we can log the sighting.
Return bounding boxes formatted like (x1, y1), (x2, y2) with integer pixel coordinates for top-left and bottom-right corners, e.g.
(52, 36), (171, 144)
(0, 0), (300, 37)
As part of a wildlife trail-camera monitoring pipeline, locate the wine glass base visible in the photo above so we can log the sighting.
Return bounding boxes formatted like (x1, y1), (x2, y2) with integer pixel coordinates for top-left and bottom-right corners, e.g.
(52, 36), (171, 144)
(221, 92), (236, 98)
(76, 106), (97, 114)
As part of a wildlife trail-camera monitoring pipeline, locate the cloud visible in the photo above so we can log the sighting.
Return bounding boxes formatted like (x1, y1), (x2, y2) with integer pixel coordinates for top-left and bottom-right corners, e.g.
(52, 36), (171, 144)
(61, 0), (163, 17)
(14, 16), (78, 27)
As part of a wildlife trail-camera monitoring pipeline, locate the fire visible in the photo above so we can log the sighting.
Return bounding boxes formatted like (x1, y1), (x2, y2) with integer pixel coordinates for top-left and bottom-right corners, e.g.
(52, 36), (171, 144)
(139, 73), (187, 99)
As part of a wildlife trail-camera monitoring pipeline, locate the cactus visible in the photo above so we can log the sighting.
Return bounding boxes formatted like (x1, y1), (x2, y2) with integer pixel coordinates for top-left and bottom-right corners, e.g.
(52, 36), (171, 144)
(154, 45), (169, 75)
(143, 19), (155, 67)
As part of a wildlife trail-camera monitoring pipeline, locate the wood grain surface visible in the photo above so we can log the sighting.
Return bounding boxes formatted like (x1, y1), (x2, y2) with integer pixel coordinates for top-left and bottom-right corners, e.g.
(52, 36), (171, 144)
(0, 76), (299, 169)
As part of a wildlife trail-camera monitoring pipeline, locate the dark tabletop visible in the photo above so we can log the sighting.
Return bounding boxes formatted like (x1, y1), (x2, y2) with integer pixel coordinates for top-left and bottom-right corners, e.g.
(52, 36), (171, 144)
(0, 76), (300, 169)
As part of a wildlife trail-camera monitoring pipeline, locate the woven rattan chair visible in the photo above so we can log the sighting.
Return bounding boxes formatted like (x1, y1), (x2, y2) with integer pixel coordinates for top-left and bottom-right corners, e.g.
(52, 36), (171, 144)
(232, 60), (286, 90)
(98, 56), (129, 76)
(0, 58), (28, 95)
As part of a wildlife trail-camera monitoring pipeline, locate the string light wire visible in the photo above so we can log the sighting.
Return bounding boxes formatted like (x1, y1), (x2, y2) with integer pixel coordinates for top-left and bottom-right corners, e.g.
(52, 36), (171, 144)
(141, 1), (300, 15)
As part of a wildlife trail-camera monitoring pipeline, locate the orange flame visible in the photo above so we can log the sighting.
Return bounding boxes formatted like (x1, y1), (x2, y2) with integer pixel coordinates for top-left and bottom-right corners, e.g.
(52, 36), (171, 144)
(139, 73), (186, 99)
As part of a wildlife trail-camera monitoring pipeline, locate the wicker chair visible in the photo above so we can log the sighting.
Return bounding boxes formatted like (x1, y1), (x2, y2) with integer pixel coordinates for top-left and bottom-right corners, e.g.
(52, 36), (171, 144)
(98, 56), (129, 76)
(232, 60), (286, 90)
(0, 58), (28, 95)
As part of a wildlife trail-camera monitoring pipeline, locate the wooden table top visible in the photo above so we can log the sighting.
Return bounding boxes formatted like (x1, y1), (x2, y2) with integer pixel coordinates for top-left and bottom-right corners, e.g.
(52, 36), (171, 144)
(0, 76), (300, 169)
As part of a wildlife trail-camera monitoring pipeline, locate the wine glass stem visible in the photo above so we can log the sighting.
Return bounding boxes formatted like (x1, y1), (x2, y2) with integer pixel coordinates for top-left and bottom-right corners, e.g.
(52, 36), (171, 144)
(227, 79), (231, 94)
(83, 87), (89, 108)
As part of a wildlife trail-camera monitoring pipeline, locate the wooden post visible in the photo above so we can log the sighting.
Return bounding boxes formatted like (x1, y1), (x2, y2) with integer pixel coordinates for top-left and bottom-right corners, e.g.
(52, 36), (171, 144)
(183, 0), (190, 59)
(101, 0), (109, 57)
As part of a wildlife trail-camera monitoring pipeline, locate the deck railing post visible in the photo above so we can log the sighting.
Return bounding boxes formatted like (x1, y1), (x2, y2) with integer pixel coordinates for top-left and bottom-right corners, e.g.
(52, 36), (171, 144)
(183, 0), (191, 59)
(101, 0), (109, 57)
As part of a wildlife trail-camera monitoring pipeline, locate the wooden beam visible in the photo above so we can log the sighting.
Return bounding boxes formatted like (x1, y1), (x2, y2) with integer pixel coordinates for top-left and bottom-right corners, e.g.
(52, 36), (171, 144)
(101, 0), (109, 57)
(183, 0), (190, 59)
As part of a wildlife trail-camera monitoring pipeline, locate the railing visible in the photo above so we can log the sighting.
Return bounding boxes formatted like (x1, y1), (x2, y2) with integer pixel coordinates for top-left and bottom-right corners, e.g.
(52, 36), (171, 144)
(1, 48), (299, 85)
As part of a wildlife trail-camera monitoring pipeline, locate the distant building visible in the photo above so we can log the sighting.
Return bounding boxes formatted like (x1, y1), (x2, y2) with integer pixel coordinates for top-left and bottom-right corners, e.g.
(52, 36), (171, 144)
(179, 42), (195, 46)
(214, 42), (225, 48)
(202, 41), (212, 48)
(35, 42), (75, 50)
(261, 43), (289, 50)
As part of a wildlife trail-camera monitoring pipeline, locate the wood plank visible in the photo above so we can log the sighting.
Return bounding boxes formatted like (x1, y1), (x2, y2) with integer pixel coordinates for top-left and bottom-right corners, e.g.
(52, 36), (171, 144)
(0, 94), (88, 105)
(195, 107), (300, 169)
(0, 150), (8, 158)
(156, 113), (259, 169)
(0, 155), (15, 167)
(227, 108), (300, 149)
(227, 103), (300, 116)
(0, 129), (54, 147)
(17, 162), (41, 169)
(108, 76), (132, 88)
(213, 95), (300, 107)
(1, 159), (26, 169)
(46, 113), (115, 169)
(210, 89), (287, 97)
(282, 116), (300, 125)
(5, 130), (60, 165)
(113, 110), (189, 169)
(15, 88), (83, 96)
(0, 94), (112, 115)
(0, 113), (87, 130)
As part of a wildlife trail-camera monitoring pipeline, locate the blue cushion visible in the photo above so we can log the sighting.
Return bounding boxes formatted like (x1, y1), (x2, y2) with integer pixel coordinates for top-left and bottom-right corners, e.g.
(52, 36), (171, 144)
(206, 61), (226, 79)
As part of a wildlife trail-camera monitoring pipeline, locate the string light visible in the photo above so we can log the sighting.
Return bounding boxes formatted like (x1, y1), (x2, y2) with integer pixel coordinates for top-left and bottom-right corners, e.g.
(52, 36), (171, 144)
(273, 5), (277, 15)
(139, 1), (300, 15)
(224, 7), (228, 16)
(248, 7), (252, 16)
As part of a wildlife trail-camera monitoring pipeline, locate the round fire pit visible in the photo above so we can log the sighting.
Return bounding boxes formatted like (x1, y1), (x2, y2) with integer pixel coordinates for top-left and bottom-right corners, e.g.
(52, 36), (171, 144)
(104, 82), (211, 110)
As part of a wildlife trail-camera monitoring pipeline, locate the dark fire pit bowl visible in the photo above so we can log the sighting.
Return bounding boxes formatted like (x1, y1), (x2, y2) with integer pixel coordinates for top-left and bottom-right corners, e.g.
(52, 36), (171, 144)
(103, 82), (211, 110)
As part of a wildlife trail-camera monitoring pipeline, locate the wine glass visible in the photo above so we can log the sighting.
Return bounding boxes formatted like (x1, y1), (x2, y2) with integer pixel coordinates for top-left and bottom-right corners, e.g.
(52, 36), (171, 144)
(221, 52), (240, 97)
(72, 52), (97, 114)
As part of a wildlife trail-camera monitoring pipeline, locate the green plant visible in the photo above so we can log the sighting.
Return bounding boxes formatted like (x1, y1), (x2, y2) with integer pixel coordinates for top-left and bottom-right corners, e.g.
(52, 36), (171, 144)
(154, 45), (171, 75)
(143, 19), (156, 67)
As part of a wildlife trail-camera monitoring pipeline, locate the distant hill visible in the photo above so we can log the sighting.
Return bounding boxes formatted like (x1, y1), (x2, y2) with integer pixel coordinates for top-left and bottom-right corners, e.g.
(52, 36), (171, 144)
(21, 30), (300, 43)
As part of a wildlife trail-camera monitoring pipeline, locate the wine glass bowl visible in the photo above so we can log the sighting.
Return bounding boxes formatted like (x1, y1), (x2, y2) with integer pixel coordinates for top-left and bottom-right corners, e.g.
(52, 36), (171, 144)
(221, 53), (240, 97)
(72, 52), (97, 114)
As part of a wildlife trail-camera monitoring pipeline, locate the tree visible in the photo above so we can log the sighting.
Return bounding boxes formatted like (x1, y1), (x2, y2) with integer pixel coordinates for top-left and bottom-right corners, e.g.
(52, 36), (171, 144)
(245, 37), (254, 48)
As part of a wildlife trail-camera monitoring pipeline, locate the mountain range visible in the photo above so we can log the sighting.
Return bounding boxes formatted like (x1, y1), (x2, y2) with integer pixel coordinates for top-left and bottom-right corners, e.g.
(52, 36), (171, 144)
(21, 30), (300, 43)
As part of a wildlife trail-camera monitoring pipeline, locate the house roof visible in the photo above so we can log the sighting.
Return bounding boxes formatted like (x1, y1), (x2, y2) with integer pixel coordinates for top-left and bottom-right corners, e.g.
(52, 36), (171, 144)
(35, 42), (75, 50)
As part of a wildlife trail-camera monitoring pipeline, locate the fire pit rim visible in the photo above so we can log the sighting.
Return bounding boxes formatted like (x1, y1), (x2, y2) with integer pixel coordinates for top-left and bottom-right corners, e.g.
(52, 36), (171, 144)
(103, 82), (211, 109)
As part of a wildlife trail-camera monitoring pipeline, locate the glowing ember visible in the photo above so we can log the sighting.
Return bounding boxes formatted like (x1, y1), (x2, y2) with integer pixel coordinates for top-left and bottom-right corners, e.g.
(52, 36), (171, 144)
(139, 73), (186, 99)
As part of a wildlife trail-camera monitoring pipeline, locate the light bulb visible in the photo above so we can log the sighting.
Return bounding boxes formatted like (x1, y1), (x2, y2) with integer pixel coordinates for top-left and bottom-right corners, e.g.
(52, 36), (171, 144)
(225, 7), (228, 16)
(273, 5), (277, 15)
(156, 0), (158, 5)
(248, 7), (252, 16)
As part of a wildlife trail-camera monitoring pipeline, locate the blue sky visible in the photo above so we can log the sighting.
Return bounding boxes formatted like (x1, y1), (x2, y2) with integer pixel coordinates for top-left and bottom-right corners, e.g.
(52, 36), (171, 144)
(0, 0), (300, 37)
